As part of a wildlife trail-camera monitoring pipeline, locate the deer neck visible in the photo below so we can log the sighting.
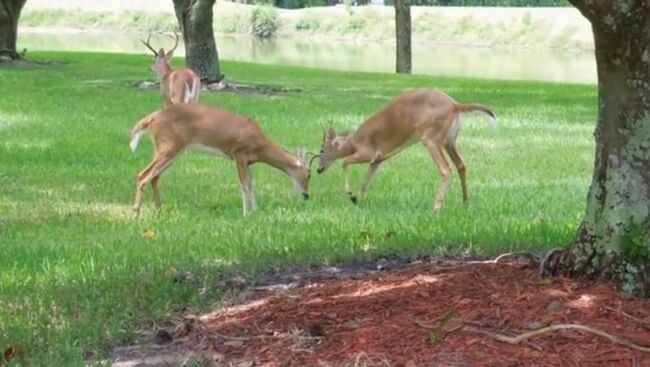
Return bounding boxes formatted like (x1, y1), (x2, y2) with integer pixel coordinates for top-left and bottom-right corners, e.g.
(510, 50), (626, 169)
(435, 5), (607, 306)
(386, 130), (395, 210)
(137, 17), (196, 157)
(156, 62), (173, 80)
(259, 143), (302, 177)
(339, 135), (356, 157)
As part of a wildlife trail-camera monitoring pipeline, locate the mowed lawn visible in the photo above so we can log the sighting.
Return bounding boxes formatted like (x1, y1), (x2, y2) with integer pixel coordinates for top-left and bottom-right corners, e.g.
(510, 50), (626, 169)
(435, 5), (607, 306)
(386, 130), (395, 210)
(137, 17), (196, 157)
(0, 52), (595, 365)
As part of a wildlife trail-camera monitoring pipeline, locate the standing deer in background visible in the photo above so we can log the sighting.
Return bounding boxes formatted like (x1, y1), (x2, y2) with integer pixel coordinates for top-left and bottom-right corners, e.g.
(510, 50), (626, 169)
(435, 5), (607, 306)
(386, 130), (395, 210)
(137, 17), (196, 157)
(129, 103), (310, 217)
(316, 89), (496, 212)
(141, 33), (201, 106)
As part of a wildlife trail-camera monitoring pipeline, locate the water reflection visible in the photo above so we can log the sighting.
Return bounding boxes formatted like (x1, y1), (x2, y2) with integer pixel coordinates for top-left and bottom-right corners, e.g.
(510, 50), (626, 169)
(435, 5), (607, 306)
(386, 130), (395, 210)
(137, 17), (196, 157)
(19, 30), (596, 84)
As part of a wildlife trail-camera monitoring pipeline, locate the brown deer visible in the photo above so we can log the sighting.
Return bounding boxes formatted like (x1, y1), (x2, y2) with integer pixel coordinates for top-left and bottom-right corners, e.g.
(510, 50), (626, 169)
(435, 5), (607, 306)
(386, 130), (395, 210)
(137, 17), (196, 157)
(129, 103), (310, 217)
(315, 89), (496, 212)
(141, 33), (201, 106)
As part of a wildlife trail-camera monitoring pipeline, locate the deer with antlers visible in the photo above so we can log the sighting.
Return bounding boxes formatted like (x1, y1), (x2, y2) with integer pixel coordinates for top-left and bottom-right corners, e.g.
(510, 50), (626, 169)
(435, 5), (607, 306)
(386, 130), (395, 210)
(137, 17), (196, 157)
(128, 103), (310, 217)
(315, 89), (496, 212)
(141, 33), (201, 107)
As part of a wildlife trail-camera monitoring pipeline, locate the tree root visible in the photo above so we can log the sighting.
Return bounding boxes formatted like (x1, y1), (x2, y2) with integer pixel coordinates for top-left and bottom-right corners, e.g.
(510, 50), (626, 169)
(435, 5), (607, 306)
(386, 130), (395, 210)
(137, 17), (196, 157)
(464, 323), (650, 353)
(604, 306), (650, 331)
(467, 251), (540, 266)
(537, 247), (565, 276)
(0, 48), (27, 60)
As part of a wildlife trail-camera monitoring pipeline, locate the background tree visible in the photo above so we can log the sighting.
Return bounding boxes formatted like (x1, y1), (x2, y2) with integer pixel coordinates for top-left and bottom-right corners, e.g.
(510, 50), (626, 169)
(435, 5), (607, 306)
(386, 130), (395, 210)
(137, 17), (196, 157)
(394, 0), (411, 74)
(541, 1), (650, 296)
(0, 0), (27, 60)
(172, 0), (224, 83)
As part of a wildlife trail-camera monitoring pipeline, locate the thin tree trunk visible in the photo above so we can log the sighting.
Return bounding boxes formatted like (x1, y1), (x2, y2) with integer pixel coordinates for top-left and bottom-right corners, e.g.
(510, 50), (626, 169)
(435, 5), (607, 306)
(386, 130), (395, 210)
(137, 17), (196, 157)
(541, 2), (650, 297)
(394, 0), (411, 74)
(0, 0), (27, 59)
(172, 0), (223, 83)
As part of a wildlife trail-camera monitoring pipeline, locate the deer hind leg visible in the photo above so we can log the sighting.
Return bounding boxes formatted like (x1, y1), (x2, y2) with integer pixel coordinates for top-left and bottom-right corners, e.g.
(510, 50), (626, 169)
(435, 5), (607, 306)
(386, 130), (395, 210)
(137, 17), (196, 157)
(234, 154), (255, 215)
(132, 153), (177, 218)
(359, 162), (380, 201)
(422, 137), (452, 212)
(445, 144), (468, 204)
(151, 176), (161, 212)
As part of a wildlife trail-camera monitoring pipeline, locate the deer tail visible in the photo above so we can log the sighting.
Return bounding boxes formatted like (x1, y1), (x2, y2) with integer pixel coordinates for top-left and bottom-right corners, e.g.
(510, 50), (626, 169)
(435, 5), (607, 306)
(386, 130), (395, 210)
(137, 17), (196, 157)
(129, 112), (156, 152)
(455, 103), (497, 129)
(183, 78), (201, 103)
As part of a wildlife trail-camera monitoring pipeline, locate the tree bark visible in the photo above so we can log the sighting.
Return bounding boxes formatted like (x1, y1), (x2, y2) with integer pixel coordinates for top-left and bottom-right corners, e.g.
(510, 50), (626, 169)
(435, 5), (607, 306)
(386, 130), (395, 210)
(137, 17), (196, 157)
(541, 1), (650, 297)
(394, 0), (411, 74)
(172, 0), (223, 83)
(0, 0), (27, 59)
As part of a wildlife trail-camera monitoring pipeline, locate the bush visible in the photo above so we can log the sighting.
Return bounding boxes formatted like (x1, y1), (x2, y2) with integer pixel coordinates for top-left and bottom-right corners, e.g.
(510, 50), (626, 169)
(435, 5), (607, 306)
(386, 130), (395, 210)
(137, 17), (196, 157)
(295, 18), (320, 31)
(251, 6), (279, 39)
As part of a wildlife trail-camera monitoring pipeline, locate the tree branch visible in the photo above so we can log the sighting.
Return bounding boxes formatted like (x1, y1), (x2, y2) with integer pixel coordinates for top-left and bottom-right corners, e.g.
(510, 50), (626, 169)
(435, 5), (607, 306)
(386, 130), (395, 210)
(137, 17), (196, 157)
(566, 0), (599, 23)
(464, 324), (650, 353)
(604, 306), (650, 331)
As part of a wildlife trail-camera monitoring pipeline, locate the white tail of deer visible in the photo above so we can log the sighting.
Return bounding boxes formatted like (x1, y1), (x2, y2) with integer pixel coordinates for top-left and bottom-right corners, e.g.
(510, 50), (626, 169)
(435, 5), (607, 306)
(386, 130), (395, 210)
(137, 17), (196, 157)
(129, 103), (310, 217)
(316, 89), (496, 212)
(141, 33), (201, 107)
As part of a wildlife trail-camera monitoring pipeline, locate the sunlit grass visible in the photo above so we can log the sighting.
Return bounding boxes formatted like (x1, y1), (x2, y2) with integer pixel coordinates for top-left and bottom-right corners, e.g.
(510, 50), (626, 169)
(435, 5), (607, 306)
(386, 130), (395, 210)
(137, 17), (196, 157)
(0, 51), (596, 365)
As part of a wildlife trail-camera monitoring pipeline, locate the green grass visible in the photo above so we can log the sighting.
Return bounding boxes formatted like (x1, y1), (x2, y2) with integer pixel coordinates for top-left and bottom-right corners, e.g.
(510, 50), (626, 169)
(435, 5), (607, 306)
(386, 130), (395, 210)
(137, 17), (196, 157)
(0, 52), (596, 366)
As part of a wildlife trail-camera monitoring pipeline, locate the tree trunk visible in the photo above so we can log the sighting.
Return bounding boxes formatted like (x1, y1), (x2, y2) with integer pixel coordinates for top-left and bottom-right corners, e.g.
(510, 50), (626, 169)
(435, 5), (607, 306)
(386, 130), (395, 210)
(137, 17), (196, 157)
(0, 0), (27, 59)
(394, 0), (411, 74)
(172, 0), (223, 83)
(541, 1), (650, 297)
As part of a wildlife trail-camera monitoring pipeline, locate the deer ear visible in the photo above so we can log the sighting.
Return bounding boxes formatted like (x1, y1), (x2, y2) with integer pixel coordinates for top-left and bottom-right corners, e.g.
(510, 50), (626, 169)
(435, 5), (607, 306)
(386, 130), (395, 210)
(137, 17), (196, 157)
(296, 147), (305, 159)
(295, 148), (307, 166)
(326, 127), (336, 139)
(165, 49), (174, 60)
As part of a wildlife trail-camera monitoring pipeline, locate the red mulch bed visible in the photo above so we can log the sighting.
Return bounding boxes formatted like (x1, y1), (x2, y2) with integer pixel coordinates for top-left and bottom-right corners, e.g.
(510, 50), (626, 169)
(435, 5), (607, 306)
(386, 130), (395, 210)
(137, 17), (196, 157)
(187, 261), (650, 366)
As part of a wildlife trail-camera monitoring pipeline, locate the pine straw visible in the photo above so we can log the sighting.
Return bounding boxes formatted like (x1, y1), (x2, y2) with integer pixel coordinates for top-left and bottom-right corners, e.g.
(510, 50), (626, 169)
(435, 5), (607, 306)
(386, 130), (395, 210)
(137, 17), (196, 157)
(186, 261), (650, 366)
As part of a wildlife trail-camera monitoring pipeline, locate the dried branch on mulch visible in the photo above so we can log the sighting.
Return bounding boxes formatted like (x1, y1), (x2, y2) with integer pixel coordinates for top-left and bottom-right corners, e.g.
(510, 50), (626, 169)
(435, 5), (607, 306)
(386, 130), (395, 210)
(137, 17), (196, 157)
(182, 260), (650, 366)
(464, 323), (650, 353)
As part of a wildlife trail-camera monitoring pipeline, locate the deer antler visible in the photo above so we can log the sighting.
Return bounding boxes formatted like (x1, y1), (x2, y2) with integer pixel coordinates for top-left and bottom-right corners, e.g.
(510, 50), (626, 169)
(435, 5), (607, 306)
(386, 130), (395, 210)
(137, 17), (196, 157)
(305, 152), (321, 177)
(166, 32), (180, 56)
(141, 34), (158, 55)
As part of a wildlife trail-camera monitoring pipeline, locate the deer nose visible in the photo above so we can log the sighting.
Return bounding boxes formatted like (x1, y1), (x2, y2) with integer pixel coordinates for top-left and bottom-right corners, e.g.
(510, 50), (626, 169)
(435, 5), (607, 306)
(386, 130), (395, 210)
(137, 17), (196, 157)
(317, 167), (324, 174)
(302, 193), (310, 200)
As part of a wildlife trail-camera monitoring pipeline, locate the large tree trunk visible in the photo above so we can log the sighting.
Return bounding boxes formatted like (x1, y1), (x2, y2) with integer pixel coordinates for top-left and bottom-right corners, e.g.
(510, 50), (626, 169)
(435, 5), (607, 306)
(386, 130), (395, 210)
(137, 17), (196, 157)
(172, 0), (223, 83)
(0, 0), (27, 59)
(541, 1), (650, 297)
(394, 0), (411, 74)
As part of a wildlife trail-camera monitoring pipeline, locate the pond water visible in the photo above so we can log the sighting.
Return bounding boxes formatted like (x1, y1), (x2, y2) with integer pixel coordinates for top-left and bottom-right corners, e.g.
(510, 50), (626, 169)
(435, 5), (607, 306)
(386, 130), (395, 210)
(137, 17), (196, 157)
(19, 30), (596, 84)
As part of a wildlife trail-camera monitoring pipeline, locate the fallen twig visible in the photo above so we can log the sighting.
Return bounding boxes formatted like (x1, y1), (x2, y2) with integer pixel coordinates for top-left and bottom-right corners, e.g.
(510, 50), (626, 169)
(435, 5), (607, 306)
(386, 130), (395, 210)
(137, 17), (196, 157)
(604, 306), (650, 330)
(212, 330), (323, 342)
(467, 251), (539, 265)
(464, 323), (650, 353)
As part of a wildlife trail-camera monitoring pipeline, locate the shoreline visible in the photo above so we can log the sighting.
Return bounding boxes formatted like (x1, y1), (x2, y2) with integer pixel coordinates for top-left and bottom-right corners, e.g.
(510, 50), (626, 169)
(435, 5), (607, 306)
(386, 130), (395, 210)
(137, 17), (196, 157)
(19, 26), (595, 53)
(20, 2), (594, 51)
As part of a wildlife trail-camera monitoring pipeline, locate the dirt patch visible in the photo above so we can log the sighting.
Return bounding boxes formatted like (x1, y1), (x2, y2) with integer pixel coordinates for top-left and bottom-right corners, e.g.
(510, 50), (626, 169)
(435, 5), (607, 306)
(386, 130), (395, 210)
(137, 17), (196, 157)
(135, 80), (301, 96)
(0, 56), (52, 69)
(185, 260), (649, 366)
(106, 257), (650, 366)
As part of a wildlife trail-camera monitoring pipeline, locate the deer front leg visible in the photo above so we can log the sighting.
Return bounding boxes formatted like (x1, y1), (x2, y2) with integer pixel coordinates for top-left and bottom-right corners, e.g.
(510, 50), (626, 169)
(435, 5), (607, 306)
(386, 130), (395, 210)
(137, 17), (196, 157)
(422, 137), (452, 213)
(341, 152), (370, 204)
(234, 155), (255, 215)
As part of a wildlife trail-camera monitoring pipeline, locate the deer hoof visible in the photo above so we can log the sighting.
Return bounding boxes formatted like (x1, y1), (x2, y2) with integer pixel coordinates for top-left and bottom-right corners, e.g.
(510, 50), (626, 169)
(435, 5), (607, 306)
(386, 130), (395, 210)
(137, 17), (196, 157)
(350, 196), (358, 205)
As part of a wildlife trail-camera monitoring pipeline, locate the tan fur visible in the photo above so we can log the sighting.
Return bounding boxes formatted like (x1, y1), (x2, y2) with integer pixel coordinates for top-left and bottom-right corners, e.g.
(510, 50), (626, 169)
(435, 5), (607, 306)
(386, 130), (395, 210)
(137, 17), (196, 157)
(129, 103), (310, 217)
(141, 33), (201, 107)
(317, 88), (496, 212)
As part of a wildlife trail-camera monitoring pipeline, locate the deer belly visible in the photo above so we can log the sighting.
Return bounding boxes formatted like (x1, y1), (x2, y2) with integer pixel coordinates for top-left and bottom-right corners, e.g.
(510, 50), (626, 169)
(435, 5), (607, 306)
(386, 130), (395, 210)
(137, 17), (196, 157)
(189, 143), (229, 158)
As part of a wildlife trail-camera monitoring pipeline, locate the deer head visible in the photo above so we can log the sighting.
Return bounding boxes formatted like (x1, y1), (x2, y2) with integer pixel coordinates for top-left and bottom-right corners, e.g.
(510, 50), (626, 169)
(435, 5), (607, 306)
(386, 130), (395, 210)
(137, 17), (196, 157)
(316, 125), (351, 174)
(141, 33), (180, 77)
